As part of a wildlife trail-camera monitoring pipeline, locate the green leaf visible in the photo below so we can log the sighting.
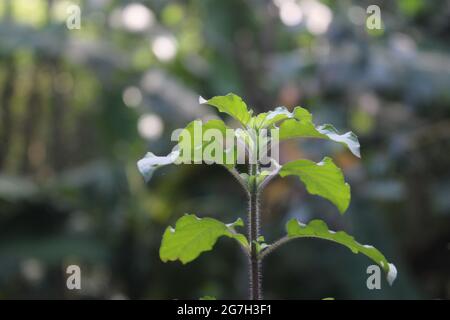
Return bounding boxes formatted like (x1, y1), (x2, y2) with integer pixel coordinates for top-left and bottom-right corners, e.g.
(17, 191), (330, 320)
(200, 93), (252, 126)
(278, 107), (360, 158)
(177, 119), (236, 167)
(253, 236), (269, 254)
(137, 119), (236, 181)
(286, 219), (397, 285)
(199, 296), (217, 300)
(279, 157), (350, 213)
(160, 214), (249, 264)
(316, 124), (360, 158)
(249, 106), (294, 129)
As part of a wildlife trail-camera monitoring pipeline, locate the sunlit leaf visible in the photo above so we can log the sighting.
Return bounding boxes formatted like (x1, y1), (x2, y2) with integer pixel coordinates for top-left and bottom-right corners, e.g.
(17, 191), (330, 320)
(279, 157), (350, 213)
(286, 219), (397, 285)
(200, 93), (252, 126)
(137, 149), (180, 182)
(177, 119), (236, 167)
(160, 214), (248, 264)
(279, 107), (360, 158)
(137, 119), (236, 181)
(250, 106), (294, 129)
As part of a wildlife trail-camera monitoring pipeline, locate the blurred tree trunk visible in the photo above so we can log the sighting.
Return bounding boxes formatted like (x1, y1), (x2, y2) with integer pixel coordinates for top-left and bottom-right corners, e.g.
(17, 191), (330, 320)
(20, 0), (54, 174)
(21, 63), (43, 173)
(46, 0), (68, 172)
(0, 1), (15, 169)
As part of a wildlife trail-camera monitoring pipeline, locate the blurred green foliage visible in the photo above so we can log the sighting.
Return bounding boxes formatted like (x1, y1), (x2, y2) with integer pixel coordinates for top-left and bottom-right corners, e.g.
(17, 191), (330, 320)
(0, 0), (449, 299)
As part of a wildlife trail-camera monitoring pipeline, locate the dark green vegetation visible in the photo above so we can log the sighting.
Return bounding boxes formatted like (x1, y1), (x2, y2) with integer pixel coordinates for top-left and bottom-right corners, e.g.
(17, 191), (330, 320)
(0, 0), (449, 299)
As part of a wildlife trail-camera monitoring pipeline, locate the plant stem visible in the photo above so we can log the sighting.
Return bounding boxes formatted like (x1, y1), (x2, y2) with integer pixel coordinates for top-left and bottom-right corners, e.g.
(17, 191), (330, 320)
(248, 163), (262, 300)
(259, 235), (291, 260)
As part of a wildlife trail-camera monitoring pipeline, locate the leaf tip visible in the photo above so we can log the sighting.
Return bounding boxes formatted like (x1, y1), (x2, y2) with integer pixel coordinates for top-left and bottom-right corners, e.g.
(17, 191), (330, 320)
(198, 95), (208, 104)
(387, 263), (398, 286)
(137, 153), (154, 182)
(230, 217), (244, 228)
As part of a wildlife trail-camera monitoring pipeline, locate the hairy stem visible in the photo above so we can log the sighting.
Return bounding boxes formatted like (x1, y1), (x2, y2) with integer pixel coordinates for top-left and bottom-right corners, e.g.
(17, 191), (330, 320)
(259, 235), (292, 260)
(248, 163), (262, 300)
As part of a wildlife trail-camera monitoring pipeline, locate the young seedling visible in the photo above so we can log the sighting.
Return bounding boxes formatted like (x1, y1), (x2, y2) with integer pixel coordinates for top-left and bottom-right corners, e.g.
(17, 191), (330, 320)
(137, 93), (397, 299)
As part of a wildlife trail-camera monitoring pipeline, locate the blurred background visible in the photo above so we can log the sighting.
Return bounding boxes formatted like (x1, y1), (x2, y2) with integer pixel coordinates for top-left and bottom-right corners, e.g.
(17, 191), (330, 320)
(0, 0), (449, 299)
